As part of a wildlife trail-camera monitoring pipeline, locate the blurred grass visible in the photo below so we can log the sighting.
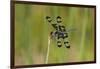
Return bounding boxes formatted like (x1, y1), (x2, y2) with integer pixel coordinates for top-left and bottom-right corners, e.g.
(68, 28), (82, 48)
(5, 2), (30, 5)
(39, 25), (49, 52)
(15, 4), (95, 65)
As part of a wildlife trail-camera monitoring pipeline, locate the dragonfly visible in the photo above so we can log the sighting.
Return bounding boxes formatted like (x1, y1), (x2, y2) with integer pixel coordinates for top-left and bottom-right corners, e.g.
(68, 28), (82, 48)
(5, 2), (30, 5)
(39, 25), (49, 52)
(46, 16), (70, 48)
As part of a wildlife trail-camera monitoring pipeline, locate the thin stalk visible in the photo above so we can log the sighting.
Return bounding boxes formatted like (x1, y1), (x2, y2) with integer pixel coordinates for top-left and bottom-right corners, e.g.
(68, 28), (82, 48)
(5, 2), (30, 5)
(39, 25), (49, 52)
(79, 9), (88, 60)
(45, 36), (51, 64)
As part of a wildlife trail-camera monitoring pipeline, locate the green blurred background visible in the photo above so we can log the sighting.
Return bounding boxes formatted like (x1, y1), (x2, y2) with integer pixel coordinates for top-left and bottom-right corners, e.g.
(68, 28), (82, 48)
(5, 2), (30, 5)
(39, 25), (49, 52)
(15, 3), (95, 65)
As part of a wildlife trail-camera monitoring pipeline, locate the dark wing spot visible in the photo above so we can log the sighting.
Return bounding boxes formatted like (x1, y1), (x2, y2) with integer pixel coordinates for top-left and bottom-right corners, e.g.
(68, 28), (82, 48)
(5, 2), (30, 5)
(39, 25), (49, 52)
(46, 16), (52, 22)
(57, 41), (62, 47)
(66, 45), (70, 48)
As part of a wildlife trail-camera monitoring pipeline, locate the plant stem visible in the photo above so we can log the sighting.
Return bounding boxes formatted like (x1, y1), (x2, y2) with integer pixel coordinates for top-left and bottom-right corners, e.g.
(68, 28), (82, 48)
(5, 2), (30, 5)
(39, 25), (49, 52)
(79, 9), (88, 60)
(45, 36), (51, 64)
